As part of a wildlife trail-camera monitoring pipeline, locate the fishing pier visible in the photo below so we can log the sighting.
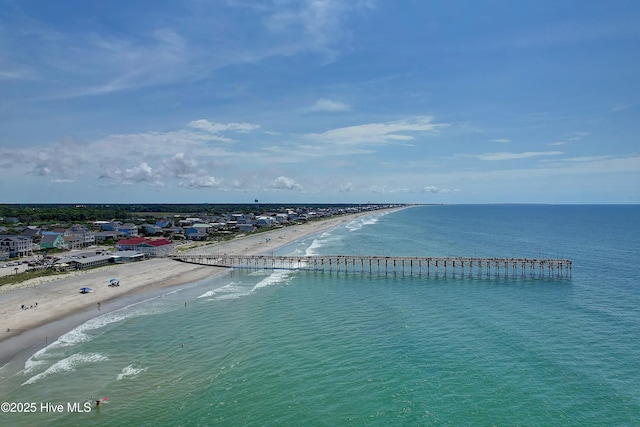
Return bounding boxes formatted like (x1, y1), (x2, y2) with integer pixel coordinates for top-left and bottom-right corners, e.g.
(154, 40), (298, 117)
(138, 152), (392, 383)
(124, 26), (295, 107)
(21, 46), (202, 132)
(171, 254), (572, 279)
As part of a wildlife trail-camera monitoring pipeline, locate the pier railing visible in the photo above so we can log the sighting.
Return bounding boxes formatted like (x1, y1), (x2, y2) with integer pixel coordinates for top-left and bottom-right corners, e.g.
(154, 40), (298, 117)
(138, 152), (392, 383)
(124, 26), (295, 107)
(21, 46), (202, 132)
(170, 254), (572, 279)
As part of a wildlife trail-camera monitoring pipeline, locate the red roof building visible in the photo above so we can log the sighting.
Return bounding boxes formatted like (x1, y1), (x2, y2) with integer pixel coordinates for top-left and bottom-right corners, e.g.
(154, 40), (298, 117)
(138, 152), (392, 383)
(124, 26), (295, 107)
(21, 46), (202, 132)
(116, 238), (175, 256)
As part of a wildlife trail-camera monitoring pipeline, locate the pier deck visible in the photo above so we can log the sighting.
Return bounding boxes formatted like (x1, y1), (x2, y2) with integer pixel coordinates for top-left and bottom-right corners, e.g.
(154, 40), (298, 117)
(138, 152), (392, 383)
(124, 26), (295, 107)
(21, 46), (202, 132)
(171, 254), (572, 279)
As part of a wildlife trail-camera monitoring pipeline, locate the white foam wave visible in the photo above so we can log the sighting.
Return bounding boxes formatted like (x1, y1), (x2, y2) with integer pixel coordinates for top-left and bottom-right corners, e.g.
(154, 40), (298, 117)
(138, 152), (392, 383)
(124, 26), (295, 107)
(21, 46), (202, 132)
(116, 364), (147, 381)
(23, 352), (108, 385)
(22, 299), (173, 375)
(305, 232), (342, 256)
(52, 303), (169, 349)
(22, 358), (47, 375)
(346, 215), (382, 232)
(251, 270), (292, 292)
(197, 290), (216, 299)
(214, 292), (250, 301)
(196, 269), (295, 304)
(195, 281), (254, 301)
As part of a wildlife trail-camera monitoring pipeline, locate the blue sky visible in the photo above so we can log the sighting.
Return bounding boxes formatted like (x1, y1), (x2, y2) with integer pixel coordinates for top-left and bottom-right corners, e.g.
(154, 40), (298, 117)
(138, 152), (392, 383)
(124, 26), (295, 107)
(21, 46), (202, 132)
(1, 0), (638, 204)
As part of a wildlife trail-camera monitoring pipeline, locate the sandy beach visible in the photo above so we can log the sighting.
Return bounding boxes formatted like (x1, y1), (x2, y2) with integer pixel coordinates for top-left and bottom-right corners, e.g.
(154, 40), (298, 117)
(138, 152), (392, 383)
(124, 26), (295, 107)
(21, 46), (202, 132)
(0, 209), (398, 366)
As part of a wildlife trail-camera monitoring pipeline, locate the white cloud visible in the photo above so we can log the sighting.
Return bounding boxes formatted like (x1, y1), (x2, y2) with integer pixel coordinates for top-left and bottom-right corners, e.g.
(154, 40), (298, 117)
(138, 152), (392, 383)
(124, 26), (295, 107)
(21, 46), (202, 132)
(306, 98), (351, 112)
(556, 155), (614, 163)
(99, 162), (158, 185)
(422, 186), (454, 194)
(474, 151), (563, 161)
(306, 116), (446, 146)
(339, 182), (353, 192)
(264, 0), (372, 57)
(188, 119), (260, 133)
(160, 153), (199, 178)
(180, 175), (222, 188)
(270, 176), (303, 190)
(423, 186), (441, 193)
(489, 138), (510, 143)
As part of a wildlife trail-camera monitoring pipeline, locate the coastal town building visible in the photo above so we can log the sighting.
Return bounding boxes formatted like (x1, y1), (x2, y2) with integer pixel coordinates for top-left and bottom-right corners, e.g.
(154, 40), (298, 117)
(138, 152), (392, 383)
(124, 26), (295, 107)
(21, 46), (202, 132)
(55, 250), (147, 270)
(0, 235), (34, 257)
(141, 224), (163, 235)
(94, 231), (120, 242)
(63, 234), (84, 250)
(136, 238), (175, 257)
(117, 223), (138, 237)
(116, 237), (175, 257)
(63, 225), (95, 247)
(40, 233), (66, 250)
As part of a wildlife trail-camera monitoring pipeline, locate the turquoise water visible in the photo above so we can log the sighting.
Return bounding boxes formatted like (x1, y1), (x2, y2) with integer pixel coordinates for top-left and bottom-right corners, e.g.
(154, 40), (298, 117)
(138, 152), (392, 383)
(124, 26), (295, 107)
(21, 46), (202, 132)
(1, 205), (639, 425)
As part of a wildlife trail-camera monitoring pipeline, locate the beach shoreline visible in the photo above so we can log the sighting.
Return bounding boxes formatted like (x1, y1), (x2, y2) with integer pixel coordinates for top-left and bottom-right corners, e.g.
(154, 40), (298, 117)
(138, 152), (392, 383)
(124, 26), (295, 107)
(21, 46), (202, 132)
(0, 207), (404, 367)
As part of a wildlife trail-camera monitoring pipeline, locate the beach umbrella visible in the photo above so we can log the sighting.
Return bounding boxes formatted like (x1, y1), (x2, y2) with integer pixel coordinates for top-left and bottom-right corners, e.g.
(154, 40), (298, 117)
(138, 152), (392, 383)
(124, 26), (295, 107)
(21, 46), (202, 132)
(80, 287), (92, 293)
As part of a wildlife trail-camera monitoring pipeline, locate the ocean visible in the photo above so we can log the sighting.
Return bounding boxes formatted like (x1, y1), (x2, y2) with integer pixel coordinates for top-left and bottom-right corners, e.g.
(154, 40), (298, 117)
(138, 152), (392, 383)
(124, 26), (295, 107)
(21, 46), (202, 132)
(1, 205), (639, 426)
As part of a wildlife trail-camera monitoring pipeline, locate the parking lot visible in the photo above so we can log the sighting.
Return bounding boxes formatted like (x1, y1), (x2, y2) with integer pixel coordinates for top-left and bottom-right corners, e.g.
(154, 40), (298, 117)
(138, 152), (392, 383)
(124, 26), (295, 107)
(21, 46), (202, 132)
(0, 261), (29, 277)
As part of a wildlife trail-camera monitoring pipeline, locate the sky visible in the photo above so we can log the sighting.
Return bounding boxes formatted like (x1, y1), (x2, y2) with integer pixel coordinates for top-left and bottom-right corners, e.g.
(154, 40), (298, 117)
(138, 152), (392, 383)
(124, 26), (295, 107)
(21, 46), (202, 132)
(1, 0), (639, 204)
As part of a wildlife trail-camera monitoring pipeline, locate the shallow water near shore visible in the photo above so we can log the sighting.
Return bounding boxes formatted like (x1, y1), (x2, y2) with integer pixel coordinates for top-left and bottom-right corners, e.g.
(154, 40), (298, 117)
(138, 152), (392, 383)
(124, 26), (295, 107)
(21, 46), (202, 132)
(1, 205), (639, 425)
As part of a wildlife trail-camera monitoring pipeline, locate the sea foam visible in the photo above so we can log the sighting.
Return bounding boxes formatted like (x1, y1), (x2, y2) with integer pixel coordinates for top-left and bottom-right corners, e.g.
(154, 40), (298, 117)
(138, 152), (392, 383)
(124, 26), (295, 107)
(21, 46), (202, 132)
(21, 298), (175, 375)
(23, 352), (108, 385)
(251, 270), (292, 292)
(117, 364), (147, 381)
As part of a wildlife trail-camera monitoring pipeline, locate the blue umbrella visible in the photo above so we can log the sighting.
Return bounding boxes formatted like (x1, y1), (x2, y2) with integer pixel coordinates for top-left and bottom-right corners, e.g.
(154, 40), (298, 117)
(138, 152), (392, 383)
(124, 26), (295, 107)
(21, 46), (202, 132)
(80, 287), (92, 293)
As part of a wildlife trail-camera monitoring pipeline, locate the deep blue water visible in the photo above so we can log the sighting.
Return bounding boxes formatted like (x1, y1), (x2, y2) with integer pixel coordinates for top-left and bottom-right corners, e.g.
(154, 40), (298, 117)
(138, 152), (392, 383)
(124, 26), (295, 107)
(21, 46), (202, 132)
(1, 205), (639, 426)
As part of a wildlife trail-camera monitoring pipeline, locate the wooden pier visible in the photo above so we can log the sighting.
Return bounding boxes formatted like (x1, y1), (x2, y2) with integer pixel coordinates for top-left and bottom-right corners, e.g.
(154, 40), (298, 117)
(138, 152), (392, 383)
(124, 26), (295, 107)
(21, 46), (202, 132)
(171, 254), (572, 279)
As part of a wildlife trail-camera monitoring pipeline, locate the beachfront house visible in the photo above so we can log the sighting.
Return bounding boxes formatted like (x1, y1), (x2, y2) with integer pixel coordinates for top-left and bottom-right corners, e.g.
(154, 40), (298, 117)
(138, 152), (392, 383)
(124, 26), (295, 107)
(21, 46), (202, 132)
(21, 227), (43, 239)
(185, 226), (208, 241)
(237, 223), (257, 232)
(40, 233), (66, 250)
(0, 235), (34, 257)
(94, 231), (120, 243)
(256, 216), (275, 228)
(63, 235), (84, 250)
(116, 237), (149, 251)
(116, 237), (175, 257)
(64, 226), (95, 247)
(99, 221), (120, 231)
(141, 224), (163, 235)
(156, 218), (173, 228)
(135, 238), (175, 257)
(275, 213), (289, 224)
(117, 223), (139, 237)
(164, 226), (185, 238)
